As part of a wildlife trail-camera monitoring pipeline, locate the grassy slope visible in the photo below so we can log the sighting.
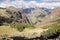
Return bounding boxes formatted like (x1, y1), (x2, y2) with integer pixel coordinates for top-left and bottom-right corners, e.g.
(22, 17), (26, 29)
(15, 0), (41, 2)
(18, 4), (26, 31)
(0, 22), (60, 38)
(0, 22), (59, 38)
(21, 20), (60, 38)
(0, 26), (21, 38)
(41, 22), (60, 37)
(0, 25), (48, 38)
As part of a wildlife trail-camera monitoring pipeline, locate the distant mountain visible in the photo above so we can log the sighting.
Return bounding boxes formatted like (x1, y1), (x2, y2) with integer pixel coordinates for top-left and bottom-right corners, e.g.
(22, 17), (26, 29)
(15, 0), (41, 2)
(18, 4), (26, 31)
(34, 8), (60, 27)
(22, 7), (52, 14)
(38, 8), (60, 27)
(0, 6), (60, 25)
(22, 8), (35, 14)
(22, 8), (49, 24)
(41, 8), (52, 14)
(25, 8), (49, 25)
(42, 8), (60, 21)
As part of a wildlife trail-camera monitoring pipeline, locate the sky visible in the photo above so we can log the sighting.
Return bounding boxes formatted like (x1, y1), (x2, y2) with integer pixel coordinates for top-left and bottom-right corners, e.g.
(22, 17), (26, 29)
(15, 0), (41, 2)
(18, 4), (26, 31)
(0, 0), (60, 9)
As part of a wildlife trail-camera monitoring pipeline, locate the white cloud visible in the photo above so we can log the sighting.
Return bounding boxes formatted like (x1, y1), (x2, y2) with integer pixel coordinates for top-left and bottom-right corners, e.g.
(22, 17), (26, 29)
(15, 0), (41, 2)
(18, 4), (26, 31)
(39, 2), (60, 9)
(0, 0), (60, 9)
(41, 0), (60, 2)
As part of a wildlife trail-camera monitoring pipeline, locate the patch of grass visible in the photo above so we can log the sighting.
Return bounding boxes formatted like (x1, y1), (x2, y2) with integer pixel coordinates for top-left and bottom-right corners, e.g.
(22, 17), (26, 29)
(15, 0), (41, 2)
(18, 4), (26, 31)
(0, 26), (20, 38)
(25, 24), (35, 29)
(41, 26), (49, 29)
(10, 23), (25, 32)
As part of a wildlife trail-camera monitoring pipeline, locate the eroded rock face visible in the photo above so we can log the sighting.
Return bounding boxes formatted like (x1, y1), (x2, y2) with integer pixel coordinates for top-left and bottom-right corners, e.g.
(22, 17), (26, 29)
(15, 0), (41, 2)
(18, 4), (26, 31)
(0, 6), (28, 24)
(25, 8), (48, 25)
(6, 6), (24, 23)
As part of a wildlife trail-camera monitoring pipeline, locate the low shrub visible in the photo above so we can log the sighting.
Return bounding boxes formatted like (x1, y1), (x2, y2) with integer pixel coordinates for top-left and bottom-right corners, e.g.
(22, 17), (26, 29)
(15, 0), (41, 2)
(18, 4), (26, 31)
(10, 23), (25, 32)
(25, 24), (35, 29)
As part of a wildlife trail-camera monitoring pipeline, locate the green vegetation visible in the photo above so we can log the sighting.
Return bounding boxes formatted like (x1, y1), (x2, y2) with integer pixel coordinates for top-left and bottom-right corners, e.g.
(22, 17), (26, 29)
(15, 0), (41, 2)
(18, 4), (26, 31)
(0, 26), (20, 38)
(11, 23), (35, 32)
(11, 23), (25, 32)
(42, 23), (60, 37)
(25, 24), (35, 29)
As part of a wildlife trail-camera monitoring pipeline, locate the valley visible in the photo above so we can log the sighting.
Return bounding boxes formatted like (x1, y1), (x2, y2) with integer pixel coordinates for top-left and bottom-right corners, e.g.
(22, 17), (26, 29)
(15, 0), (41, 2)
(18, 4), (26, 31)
(0, 6), (60, 40)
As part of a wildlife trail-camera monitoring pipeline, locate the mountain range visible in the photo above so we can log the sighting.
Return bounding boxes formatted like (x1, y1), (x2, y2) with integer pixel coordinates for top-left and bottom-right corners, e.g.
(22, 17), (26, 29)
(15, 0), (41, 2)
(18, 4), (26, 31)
(0, 6), (60, 26)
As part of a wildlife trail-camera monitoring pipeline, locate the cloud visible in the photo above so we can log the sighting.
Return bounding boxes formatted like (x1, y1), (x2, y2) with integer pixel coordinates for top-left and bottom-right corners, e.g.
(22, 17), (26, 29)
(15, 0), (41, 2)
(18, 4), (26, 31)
(41, 0), (60, 2)
(39, 2), (60, 9)
(0, 0), (60, 9)
(0, 0), (38, 8)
